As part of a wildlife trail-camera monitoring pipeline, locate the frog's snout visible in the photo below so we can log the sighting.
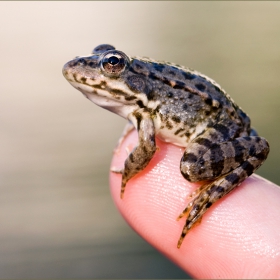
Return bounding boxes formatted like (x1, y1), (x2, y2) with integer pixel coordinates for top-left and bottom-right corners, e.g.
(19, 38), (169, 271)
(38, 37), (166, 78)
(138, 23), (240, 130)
(62, 61), (72, 80)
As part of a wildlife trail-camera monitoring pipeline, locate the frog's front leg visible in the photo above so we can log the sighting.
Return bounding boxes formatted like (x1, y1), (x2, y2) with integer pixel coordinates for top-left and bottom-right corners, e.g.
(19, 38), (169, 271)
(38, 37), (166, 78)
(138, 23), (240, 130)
(178, 133), (269, 248)
(118, 109), (156, 198)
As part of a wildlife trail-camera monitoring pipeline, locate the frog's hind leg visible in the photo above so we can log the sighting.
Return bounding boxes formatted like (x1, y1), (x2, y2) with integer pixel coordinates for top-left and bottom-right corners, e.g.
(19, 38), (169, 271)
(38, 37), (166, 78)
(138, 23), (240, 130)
(177, 136), (269, 248)
(178, 159), (260, 248)
(177, 182), (211, 220)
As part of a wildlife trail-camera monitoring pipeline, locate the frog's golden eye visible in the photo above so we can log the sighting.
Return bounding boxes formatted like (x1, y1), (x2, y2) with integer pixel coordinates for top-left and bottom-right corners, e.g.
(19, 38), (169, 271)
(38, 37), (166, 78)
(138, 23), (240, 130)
(100, 51), (129, 76)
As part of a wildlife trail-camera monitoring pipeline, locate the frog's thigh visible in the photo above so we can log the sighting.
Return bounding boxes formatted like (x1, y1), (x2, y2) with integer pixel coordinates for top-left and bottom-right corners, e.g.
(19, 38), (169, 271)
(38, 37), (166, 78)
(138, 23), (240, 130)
(180, 135), (269, 183)
(120, 111), (156, 197)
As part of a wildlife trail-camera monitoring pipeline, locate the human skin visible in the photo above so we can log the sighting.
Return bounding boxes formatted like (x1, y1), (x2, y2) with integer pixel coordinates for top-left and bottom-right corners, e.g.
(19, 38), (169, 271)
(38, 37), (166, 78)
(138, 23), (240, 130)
(110, 129), (280, 278)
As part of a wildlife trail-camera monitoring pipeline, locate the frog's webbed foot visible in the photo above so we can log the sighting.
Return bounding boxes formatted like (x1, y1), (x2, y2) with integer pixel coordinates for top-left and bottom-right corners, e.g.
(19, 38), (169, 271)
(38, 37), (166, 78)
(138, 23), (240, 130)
(186, 182), (210, 200)
(177, 182), (211, 221)
(177, 179), (222, 248)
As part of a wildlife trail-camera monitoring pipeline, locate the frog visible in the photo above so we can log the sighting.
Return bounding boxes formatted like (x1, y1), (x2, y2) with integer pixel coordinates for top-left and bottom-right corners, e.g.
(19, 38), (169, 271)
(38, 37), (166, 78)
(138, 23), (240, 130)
(62, 44), (270, 248)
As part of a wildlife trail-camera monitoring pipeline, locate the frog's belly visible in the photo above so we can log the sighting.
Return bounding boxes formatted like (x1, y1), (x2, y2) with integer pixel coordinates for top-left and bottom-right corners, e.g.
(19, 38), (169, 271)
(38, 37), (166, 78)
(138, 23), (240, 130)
(156, 131), (188, 147)
(155, 121), (208, 148)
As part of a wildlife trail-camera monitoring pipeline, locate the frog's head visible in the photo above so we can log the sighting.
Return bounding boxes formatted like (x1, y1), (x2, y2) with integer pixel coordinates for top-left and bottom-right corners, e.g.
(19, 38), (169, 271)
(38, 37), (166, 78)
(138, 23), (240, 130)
(62, 44), (150, 118)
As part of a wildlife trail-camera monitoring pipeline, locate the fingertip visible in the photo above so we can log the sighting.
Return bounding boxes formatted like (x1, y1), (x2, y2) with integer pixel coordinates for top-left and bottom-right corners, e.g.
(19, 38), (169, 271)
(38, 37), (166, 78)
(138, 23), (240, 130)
(109, 130), (280, 278)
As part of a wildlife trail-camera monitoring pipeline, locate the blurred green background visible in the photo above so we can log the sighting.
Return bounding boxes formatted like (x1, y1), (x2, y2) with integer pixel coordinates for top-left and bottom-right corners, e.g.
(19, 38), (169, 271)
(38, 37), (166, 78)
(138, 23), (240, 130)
(0, 1), (279, 278)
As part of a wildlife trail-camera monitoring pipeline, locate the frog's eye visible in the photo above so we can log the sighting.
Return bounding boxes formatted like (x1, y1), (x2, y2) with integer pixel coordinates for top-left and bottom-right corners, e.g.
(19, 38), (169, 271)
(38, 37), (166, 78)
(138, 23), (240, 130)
(100, 51), (129, 76)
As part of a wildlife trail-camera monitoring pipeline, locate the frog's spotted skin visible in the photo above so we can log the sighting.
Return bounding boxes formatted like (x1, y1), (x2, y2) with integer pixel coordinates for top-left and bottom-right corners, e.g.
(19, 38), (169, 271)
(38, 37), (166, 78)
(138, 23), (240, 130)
(63, 44), (269, 248)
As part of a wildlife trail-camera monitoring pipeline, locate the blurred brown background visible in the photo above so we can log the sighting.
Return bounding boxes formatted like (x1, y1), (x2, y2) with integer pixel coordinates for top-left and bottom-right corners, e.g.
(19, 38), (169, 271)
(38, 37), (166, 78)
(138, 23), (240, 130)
(0, 2), (279, 278)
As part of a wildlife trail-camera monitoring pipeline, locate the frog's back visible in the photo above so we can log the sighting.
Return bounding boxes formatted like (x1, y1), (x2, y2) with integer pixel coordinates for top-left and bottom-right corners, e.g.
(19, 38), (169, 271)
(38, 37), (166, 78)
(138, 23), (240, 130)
(127, 57), (251, 144)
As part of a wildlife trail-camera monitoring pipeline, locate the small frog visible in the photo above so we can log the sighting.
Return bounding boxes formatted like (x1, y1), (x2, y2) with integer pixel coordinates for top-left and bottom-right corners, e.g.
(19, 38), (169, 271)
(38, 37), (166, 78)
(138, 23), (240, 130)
(63, 44), (269, 248)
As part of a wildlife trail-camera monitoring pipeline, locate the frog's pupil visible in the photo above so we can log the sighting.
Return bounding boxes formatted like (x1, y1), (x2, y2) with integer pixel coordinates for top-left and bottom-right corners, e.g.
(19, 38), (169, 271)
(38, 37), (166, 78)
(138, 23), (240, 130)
(108, 56), (119, 65)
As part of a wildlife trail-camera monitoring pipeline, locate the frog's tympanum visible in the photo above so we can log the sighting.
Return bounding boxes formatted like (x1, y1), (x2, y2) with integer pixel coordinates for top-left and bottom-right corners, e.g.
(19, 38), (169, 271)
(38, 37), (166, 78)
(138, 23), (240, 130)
(63, 44), (269, 248)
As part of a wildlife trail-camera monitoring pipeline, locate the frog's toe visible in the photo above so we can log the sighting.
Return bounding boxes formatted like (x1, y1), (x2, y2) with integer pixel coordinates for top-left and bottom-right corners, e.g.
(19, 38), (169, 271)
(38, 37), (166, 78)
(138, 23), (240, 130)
(177, 214), (203, 248)
(177, 182), (210, 220)
(177, 201), (193, 221)
(177, 182), (216, 247)
(187, 182), (210, 199)
(110, 167), (123, 174)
